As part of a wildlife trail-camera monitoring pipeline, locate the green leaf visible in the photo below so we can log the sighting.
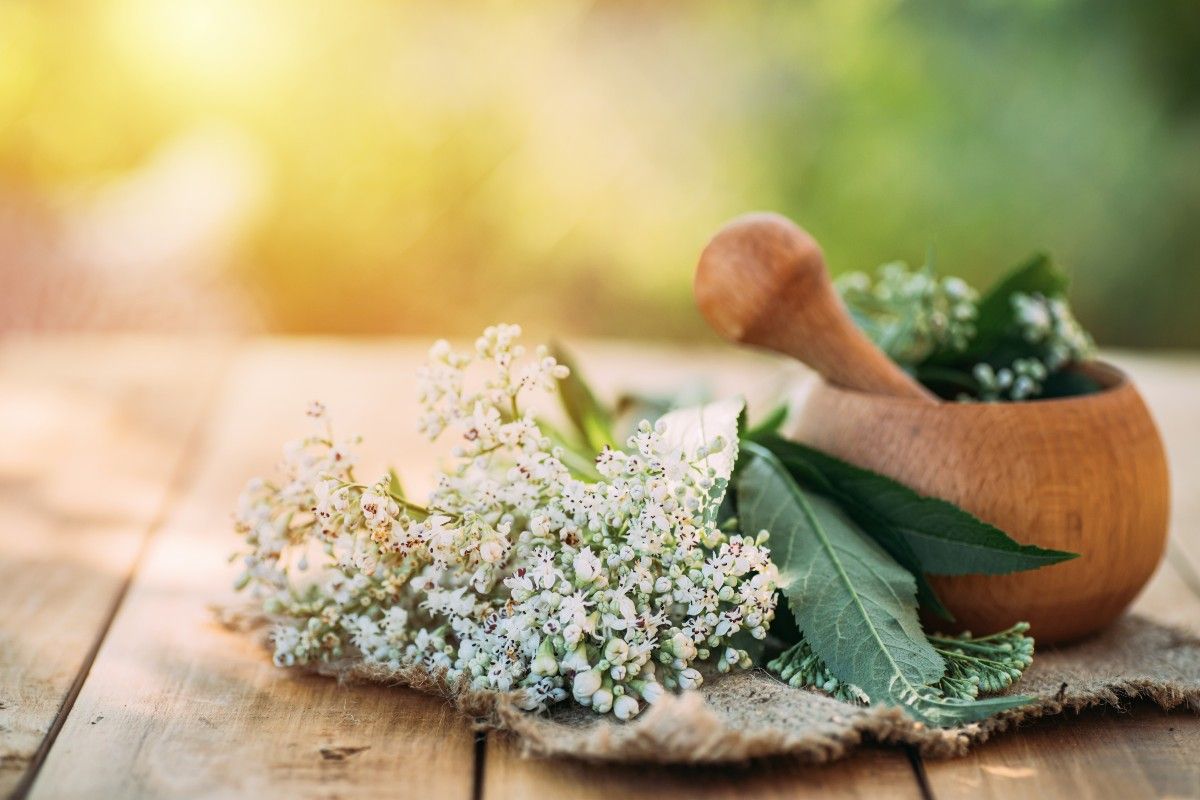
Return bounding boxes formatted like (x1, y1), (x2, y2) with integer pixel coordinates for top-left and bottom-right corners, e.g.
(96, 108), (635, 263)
(1039, 367), (1102, 398)
(535, 417), (602, 480)
(743, 403), (789, 440)
(744, 434), (953, 618)
(737, 443), (1032, 726)
(387, 467), (405, 498)
(753, 435), (1077, 576)
(549, 341), (616, 454)
(949, 253), (1069, 365)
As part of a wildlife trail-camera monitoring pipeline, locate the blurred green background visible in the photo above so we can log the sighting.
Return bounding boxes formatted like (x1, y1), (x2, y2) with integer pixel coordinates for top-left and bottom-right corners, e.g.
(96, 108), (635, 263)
(2, 0), (1198, 347)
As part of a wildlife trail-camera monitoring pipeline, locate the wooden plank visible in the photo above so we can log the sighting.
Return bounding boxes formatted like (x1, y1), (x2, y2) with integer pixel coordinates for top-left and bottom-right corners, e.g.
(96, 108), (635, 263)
(923, 353), (1200, 800)
(0, 337), (227, 797)
(921, 701), (1200, 800)
(483, 735), (924, 800)
(28, 341), (477, 799)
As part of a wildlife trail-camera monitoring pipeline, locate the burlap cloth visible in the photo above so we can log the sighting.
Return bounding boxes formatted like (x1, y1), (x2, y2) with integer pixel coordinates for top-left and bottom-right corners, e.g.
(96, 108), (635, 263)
(223, 610), (1200, 764)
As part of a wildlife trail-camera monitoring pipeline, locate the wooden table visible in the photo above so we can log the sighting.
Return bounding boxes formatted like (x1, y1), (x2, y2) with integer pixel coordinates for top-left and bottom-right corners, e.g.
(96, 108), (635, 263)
(2, 337), (1198, 800)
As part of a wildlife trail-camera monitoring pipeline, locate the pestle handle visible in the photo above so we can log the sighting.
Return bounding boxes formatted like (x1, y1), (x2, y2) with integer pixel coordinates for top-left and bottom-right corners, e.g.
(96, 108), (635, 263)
(695, 212), (937, 402)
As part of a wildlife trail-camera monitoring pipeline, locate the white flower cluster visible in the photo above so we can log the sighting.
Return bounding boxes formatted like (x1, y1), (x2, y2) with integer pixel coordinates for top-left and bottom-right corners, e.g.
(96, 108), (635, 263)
(971, 358), (1049, 402)
(971, 292), (1095, 402)
(1011, 291), (1094, 370)
(837, 262), (978, 364)
(233, 325), (777, 720)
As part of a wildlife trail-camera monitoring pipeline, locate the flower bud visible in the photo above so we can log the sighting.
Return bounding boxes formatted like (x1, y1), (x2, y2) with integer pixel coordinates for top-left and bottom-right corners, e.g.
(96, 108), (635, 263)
(677, 668), (702, 691)
(573, 547), (600, 582)
(613, 694), (640, 721)
(531, 638), (558, 677)
(633, 680), (664, 704)
(562, 643), (590, 673)
(572, 668), (603, 700)
(592, 687), (614, 714)
(604, 638), (630, 665)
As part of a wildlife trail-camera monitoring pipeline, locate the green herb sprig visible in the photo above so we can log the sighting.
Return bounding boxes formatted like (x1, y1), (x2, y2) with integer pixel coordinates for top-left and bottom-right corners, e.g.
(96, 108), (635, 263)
(839, 254), (1096, 402)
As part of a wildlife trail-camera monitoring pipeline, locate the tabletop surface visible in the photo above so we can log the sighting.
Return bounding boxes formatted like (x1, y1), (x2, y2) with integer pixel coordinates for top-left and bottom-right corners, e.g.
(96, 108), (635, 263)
(2, 337), (1198, 800)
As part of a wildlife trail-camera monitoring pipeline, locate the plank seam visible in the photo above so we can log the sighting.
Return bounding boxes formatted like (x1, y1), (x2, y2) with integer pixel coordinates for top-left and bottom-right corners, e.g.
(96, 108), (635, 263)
(472, 731), (487, 800)
(10, 349), (235, 800)
(905, 746), (936, 800)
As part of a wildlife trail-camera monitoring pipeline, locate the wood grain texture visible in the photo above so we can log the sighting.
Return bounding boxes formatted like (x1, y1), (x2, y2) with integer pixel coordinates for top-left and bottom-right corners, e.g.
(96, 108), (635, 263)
(694, 212), (935, 402)
(483, 735), (923, 800)
(924, 703), (1200, 800)
(791, 361), (1170, 644)
(0, 338), (227, 797)
(921, 558), (1200, 800)
(27, 341), (477, 799)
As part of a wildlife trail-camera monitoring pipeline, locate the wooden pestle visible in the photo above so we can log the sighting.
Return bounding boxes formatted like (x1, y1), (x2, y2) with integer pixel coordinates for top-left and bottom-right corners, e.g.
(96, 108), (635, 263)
(694, 212), (937, 402)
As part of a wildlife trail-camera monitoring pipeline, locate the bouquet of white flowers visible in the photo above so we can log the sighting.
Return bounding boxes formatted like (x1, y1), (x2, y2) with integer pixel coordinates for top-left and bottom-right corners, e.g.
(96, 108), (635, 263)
(233, 325), (777, 720)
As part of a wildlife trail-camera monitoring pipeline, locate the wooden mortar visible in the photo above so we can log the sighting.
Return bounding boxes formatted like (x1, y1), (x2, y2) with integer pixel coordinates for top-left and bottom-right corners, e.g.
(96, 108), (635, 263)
(696, 212), (1171, 644)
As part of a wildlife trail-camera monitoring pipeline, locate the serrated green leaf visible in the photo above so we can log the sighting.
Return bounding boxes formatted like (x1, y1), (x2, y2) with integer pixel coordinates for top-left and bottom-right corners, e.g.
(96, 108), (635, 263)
(753, 435), (1077, 576)
(737, 443), (1032, 726)
(549, 341), (616, 454)
(752, 435), (954, 619)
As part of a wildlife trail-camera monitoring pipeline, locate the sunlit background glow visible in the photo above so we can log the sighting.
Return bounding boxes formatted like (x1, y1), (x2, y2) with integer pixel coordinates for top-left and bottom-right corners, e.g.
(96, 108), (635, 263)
(2, 0), (1198, 346)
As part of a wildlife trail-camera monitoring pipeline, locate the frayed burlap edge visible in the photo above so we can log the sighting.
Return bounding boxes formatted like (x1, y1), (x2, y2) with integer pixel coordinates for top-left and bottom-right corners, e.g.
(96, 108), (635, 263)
(215, 607), (1200, 765)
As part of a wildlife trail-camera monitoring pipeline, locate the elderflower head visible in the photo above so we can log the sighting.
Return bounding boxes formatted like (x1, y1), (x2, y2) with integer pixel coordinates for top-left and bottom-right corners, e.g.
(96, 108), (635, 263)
(837, 262), (978, 365)
(1011, 292), (1094, 370)
(232, 325), (777, 720)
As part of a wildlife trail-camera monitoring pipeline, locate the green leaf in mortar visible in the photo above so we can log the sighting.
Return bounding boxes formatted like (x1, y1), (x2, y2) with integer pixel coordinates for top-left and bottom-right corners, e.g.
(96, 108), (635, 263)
(948, 253), (1070, 365)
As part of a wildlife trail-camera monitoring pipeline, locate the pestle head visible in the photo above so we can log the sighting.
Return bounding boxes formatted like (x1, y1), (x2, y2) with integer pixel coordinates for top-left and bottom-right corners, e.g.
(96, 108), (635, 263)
(695, 212), (935, 401)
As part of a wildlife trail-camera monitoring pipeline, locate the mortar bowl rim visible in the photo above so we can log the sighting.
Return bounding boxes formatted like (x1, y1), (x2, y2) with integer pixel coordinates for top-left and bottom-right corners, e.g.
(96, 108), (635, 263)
(810, 359), (1133, 413)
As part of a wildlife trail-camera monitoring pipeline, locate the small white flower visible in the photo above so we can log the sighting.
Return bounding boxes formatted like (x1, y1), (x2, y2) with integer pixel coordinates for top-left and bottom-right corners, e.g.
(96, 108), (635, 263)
(572, 547), (601, 582)
(360, 490), (396, 528)
(479, 536), (507, 564)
